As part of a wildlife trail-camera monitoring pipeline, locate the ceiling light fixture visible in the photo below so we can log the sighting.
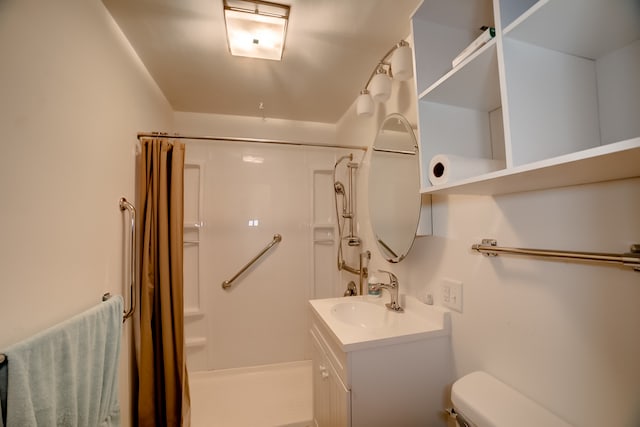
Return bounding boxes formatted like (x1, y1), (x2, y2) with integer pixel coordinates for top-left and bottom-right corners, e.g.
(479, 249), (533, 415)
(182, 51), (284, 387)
(223, 0), (290, 61)
(356, 40), (413, 117)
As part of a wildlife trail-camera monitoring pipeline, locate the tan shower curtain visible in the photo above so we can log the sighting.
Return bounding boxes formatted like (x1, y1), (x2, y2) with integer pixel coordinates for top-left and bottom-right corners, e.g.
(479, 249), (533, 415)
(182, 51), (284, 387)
(136, 138), (191, 427)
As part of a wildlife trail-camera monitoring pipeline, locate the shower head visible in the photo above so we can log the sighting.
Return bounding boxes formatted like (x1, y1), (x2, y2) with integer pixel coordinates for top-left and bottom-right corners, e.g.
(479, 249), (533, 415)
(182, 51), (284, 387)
(335, 181), (348, 214)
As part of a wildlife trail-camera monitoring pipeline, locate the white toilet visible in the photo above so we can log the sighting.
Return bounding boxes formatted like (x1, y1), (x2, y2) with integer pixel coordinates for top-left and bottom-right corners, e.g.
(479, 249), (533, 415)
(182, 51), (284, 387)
(448, 371), (572, 427)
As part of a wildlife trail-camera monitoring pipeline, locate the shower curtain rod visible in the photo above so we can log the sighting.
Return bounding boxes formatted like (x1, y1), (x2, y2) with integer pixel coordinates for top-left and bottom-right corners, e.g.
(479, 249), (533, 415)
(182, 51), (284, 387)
(137, 132), (368, 152)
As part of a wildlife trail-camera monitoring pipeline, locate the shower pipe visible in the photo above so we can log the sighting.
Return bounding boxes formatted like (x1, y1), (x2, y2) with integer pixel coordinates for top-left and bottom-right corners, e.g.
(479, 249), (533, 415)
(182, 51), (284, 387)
(472, 239), (640, 272)
(222, 234), (282, 289)
(333, 155), (370, 294)
(119, 197), (136, 322)
(137, 132), (368, 152)
(334, 154), (361, 270)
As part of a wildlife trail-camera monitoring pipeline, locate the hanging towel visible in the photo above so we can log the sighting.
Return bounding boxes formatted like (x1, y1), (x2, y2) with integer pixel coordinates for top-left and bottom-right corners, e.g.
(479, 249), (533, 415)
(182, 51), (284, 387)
(0, 295), (123, 427)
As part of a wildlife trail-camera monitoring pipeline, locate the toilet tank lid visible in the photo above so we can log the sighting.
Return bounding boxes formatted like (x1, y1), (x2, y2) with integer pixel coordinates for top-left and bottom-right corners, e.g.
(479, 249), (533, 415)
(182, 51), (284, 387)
(451, 371), (572, 427)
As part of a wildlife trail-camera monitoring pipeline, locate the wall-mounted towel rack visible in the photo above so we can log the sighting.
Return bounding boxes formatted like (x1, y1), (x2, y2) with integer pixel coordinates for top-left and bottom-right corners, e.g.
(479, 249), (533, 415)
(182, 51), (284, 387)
(1, 293), (119, 364)
(472, 239), (640, 272)
(0, 295), (123, 426)
(119, 197), (136, 321)
(222, 234), (282, 289)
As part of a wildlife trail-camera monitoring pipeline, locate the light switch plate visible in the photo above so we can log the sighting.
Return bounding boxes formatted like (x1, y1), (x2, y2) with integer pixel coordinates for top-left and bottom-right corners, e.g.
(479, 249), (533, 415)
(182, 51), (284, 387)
(442, 278), (463, 313)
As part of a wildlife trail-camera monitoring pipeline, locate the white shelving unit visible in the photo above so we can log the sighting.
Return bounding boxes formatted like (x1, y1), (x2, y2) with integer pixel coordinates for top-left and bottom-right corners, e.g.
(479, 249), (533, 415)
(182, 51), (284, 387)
(412, 0), (640, 196)
(183, 162), (208, 370)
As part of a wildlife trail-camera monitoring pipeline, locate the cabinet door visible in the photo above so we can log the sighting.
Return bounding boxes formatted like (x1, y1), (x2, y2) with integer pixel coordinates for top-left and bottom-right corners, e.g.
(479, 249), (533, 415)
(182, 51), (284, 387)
(311, 331), (350, 427)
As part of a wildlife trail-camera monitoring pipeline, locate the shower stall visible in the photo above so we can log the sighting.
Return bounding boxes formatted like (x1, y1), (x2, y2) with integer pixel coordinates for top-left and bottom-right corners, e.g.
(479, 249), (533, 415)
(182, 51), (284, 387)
(179, 137), (362, 426)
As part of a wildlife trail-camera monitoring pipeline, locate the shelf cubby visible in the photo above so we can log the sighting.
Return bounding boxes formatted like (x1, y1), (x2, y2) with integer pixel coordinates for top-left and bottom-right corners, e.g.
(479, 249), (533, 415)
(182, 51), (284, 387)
(412, 0), (503, 192)
(411, 0), (640, 195)
(502, 0), (640, 167)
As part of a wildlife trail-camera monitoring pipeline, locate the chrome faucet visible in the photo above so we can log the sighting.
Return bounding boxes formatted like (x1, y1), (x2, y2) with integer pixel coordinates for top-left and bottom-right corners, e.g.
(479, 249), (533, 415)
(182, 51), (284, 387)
(369, 269), (404, 312)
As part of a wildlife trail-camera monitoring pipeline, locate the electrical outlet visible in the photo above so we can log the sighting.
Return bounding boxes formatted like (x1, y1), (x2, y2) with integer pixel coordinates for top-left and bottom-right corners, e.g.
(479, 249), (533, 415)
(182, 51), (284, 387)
(442, 278), (463, 313)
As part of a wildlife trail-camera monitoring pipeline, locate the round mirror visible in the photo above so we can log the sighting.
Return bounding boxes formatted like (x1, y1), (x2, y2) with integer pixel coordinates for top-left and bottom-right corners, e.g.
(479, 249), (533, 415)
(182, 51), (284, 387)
(368, 114), (421, 263)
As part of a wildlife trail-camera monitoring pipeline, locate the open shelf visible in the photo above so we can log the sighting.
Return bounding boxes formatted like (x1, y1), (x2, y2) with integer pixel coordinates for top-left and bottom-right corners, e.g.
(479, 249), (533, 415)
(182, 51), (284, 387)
(412, 0), (640, 194)
(502, 0), (640, 167)
(421, 137), (640, 196)
(504, 0), (640, 60)
(412, 0), (495, 94)
(186, 337), (207, 348)
(419, 40), (500, 111)
(184, 309), (205, 319)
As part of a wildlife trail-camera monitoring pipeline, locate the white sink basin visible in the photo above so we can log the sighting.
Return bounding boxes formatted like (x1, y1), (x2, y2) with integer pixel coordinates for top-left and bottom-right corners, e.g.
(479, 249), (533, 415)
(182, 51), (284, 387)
(309, 295), (450, 352)
(330, 301), (389, 328)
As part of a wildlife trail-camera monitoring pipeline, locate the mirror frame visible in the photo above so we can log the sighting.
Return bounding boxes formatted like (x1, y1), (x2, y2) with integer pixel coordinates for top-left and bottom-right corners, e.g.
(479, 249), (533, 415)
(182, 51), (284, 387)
(368, 113), (421, 263)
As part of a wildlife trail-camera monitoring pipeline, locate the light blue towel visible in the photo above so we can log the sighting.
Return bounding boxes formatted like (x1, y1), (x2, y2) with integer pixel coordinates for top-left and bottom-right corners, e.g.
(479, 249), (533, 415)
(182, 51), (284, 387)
(1, 296), (123, 427)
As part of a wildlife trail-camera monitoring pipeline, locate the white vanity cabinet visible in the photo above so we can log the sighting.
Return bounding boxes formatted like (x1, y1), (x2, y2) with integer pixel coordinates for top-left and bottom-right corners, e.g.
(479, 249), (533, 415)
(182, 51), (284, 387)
(309, 297), (452, 427)
(311, 325), (350, 427)
(412, 0), (640, 195)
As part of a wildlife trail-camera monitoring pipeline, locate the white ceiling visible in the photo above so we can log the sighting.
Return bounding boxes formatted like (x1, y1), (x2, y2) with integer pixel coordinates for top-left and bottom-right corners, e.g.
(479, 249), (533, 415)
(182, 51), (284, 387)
(102, 0), (422, 124)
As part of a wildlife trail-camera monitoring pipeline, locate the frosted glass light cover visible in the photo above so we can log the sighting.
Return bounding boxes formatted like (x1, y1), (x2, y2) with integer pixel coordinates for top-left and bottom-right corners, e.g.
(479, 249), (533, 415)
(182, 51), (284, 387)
(225, 9), (287, 60)
(370, 71), (391, 102)
(391, 44), (413, 80)
(356, 91), (374, 117)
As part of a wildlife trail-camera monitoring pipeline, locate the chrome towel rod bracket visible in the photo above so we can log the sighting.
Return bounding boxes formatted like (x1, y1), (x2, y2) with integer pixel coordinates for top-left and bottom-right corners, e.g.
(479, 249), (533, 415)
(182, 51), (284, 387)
(222, 234), (282, 289)
(472, 239), (640, 272)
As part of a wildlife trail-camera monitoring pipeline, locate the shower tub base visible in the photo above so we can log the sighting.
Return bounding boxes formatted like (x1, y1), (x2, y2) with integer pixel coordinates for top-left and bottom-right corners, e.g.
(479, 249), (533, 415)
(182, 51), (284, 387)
(190, 360), (313, 427)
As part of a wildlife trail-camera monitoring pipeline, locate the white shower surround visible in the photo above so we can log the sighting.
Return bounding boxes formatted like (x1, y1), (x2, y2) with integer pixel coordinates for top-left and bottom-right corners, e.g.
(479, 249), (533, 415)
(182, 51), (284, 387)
(183, 139), (361, 371)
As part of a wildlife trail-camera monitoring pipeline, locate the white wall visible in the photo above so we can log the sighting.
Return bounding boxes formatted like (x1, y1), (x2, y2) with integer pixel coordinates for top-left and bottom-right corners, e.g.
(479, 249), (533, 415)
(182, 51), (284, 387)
(174, 111), (336, 144)
(336, 42), (640, 427)
(0, 1), (173, 425)
(406, 181), (640, 427)
(175, 112), (365, 371)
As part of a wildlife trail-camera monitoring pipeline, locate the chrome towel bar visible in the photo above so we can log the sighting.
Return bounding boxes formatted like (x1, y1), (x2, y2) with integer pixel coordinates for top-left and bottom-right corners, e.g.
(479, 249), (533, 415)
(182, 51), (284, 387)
(222, 234), (282, 289)
(119, 197), (136, 321)
(1, 294), (121, 361)
(472, 239), (640, 272)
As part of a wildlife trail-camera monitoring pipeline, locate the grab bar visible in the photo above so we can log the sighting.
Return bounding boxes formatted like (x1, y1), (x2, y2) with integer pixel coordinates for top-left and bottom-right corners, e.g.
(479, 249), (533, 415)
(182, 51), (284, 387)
(472, 239), (640, 272)
(119, 197), (136, 321)
(222, 234), (282, 289)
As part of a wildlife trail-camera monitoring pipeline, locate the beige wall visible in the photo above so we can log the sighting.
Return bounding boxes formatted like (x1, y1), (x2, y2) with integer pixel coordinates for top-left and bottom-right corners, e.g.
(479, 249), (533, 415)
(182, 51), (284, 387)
(336, 47), (640, 427)
(0, 1), (173, 425)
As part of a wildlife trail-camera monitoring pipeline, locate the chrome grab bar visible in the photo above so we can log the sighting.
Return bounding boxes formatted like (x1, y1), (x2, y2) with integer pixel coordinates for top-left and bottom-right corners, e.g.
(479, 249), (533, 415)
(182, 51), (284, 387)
(222, 234), (282, 289)
(472, 239), (640, 272)
(119, 197), (136, 321)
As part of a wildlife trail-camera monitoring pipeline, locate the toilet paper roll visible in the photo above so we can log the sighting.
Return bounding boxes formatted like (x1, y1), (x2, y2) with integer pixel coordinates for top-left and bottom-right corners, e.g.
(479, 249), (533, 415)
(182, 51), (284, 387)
(428, 154), (502, 186)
